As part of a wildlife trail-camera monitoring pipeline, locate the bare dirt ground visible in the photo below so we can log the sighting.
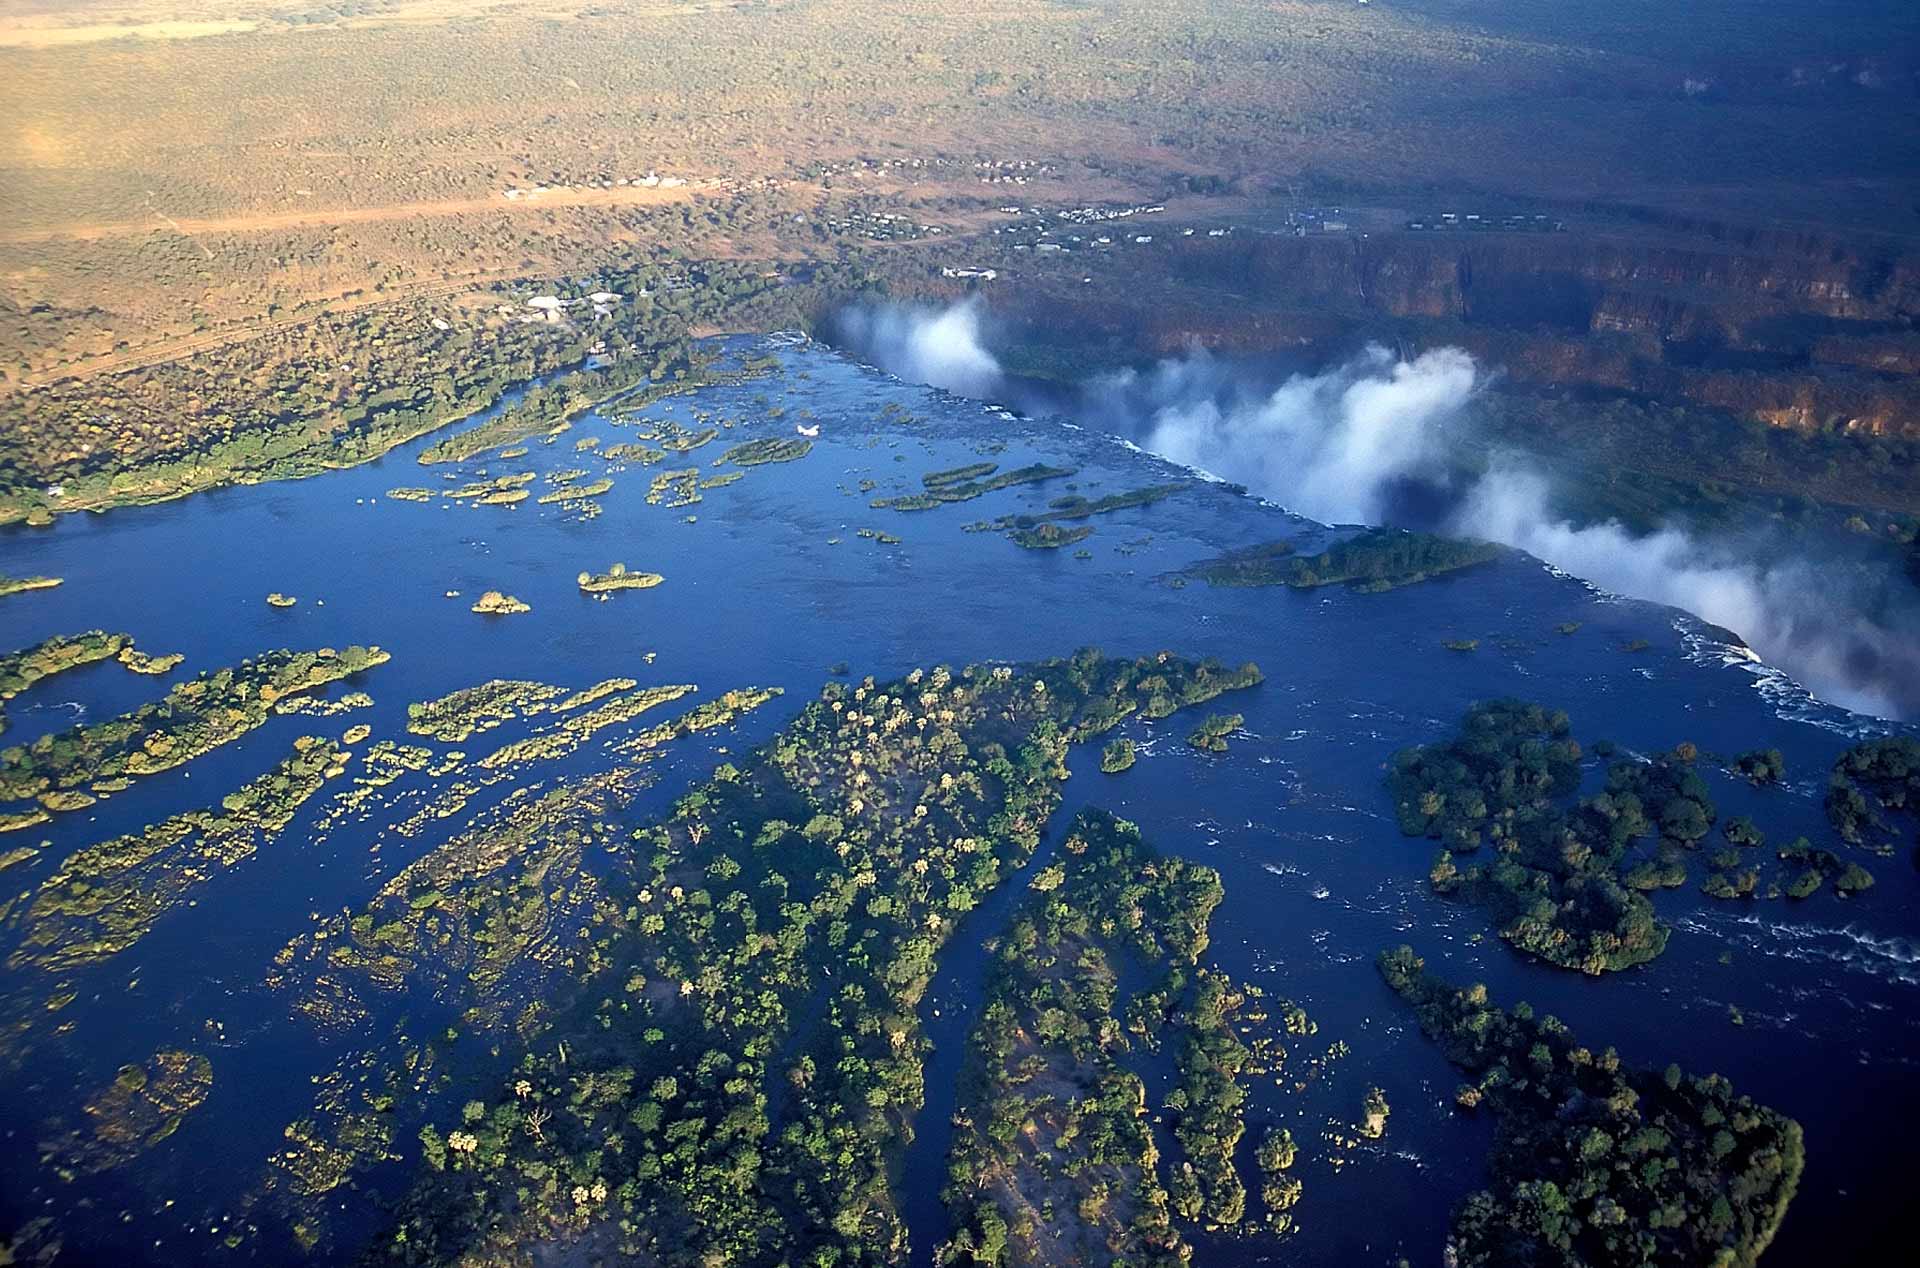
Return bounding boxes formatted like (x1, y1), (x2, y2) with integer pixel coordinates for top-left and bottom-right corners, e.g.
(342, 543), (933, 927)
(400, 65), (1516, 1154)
(0, 183), (700, 246)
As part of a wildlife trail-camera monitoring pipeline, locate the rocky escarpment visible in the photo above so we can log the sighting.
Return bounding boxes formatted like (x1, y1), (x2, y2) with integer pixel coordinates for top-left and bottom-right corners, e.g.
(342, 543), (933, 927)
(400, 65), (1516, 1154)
(980, 225), (1920, 438)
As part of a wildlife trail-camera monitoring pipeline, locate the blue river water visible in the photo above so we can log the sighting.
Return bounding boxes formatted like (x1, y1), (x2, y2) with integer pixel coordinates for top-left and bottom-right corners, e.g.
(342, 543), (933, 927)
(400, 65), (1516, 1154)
(0, 334), (1912, 1265)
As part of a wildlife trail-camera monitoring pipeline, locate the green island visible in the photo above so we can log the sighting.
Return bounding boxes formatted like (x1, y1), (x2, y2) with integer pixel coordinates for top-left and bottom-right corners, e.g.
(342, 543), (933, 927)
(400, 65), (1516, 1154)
(937, 810), (1227, 1266)
(116, 646), (185, 676)
(1824, 737), (1919, 852)
(1388, 702), (1717, 974)
(476, 684), (698, 770)
(0, 646), (386, 810)
(663, 426), (719, 453)
(447, 473), (536, 500)
(1180, 528), (1503, 591)
(646, 468), (703, 508)
(7, 735), (346, 979)
(470, 591), (530, 615)
(275, 690), (374, 719)
(539, 478), (615, 505)
(874, 464), (1077, 512)
(1100, 737), (1136, 774)
(1378, 946), (1803, 1268)
(1010, 523), (1094, 551)
(599, 442), (666, 465)
(406, 680), (571, 742)
(1186, 713), (1243, 753)
(0, 576), (62, 599)
(1356, 1087), (1390, 1139)
(0, 632), (132, 730)
(577, 563), (664, 594)
(325, 649), (1260, 1266)
(976, 484), (1190, 548)
(1732, 749), (1788, 786)
(722, 437), (814, 467)
(1753, 836), (1875, 902)
(1041, 484), (1189, 522)
(386, 487), (434, 503)
(924, 462), (999, 489)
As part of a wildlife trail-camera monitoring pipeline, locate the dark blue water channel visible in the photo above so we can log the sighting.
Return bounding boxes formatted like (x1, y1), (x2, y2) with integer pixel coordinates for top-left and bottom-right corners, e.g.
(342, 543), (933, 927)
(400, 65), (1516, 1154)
(0, 334), (1912, 1265)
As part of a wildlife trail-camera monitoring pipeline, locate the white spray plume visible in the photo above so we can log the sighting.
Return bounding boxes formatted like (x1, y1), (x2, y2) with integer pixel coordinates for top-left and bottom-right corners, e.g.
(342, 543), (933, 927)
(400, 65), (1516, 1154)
(1455, 467), (1916, 719)
(1108, 341), (1917, 719)
(833, 302), (1917, 719)
(1133, 345), (1475, 525)
(834, 299), (1003, 397)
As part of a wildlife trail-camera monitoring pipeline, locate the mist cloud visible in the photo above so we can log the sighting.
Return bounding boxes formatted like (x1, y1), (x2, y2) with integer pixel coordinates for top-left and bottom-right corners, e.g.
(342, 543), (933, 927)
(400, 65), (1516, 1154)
(1125, 345), (1474, 526)
(833, 302), (1919, 720)
(832, 299), (1003, 397)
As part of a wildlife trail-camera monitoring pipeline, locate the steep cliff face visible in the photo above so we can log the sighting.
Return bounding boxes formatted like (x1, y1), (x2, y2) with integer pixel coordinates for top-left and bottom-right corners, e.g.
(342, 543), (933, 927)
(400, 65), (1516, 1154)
(1172, 233), (1902, 328)
(988, 227), (1920, 438)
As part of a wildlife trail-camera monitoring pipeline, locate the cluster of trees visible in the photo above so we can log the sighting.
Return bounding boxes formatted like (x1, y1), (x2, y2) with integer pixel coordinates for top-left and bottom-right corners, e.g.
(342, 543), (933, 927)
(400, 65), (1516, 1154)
(365, 649), (1263, 1267)
(1009, 523), (1094, 550)
(0, 645), (387, 808)
(1825, 737), (1919, 852)
(403, 679), (569, 742)
(1186, 713), (1243, 753)
(1166, 970), (1255, 1227)
(1183, 529), (1502, 591)
(980, 482), (1191, 539)
(1731, 748), (1787, 785)
(1378, 946), (1804, 1268)
(0, 630), (132, 733)
(721, 437), (815, 467)
(12, 735), (344, 977)
(1389, 701), (1709, 974)
(939, 810), (1224, 1266)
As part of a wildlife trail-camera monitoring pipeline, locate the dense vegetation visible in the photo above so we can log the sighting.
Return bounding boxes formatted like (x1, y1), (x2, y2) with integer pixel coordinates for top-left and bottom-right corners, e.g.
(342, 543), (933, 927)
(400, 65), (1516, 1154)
(1379, 946), (1803, 1268)
(1181, 529), (1502, 591)
(938, 810), (1223, 1266)
(9, 736), (347, 976)
(1388, 702), (1713, 973)
(0, 646), (387, 808)
(1186, 713), (1243, 753)
(354, 649), (1260, 1267)
(1824, 737), (1919, 855)
(0, 630), (130, 734)
(1009, 523), (1094, 551)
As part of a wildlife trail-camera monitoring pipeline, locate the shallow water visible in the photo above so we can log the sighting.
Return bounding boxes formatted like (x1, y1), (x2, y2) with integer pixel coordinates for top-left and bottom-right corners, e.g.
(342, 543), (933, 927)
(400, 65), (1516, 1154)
(0, 335), (1912, 1265)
